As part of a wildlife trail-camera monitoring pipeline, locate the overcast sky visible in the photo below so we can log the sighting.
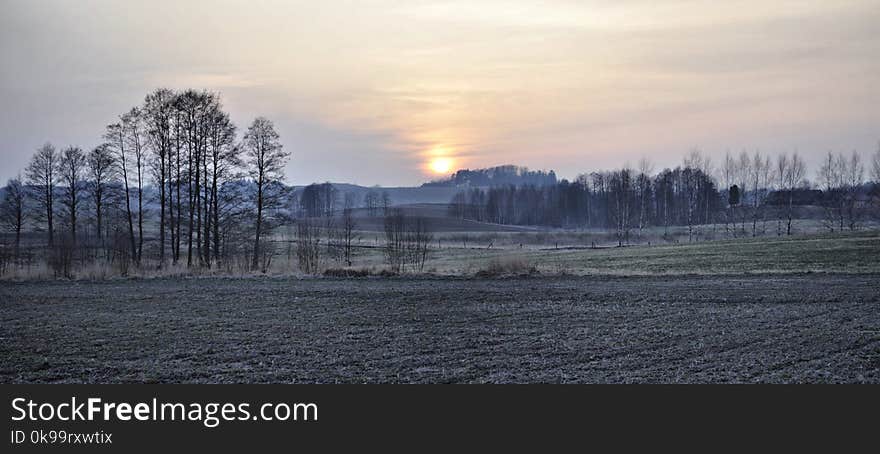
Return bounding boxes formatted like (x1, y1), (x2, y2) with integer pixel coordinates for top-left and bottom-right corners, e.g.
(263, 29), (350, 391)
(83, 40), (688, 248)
(1, 0), (879, 186)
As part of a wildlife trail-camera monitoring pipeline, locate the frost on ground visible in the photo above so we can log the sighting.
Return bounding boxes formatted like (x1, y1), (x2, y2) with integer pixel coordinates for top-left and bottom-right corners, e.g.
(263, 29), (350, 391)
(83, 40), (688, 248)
(1, 274), (878, 383)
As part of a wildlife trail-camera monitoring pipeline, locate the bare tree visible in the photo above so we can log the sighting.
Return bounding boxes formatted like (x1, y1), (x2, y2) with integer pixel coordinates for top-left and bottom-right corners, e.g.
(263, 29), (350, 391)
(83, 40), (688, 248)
(57, 146), (86, 245)
(749, 151), (770, 237)
(872, 142), (880, 183)
(325, 217), (343, 263)
(871, 143), (880, 219)
(170, 94), (186, 265)
(843, 150), (864, 231)
(381, 191), (391, 215)
(698, 152), (715, 227)
(720, 151), (736, 234)
(143, 88), (175, 267)
(407, 216), (432, 272)
(206, 108), (240, 267)
(736, 151), (751, 234)
(774, 152), (789, 235)
(124, 109), (148, 263)
(384, 208), (407, 272)
(758, 153), (773, 234)
(818, 151), (843, 232)
(363, 189), (379, 216)
(783, 152), (806, 235)
(1, 176), (26, 258)
(341, 192), (358, 266)
(683, 167), (699, 243)
(25, 143), (57, 247)
(382, 212), (432, 272)
(244, 117), (288, 271)
(823, 152), (855, 231)
(610, 167), (634, 245)
(300, 182), (337, 217)
(684, 149), (714, 234)
(295, 219), (322, 274)
(176, 90), (214, 267)
(449, 191), (467, 219)
(87, 144), (115, 242)
(636, 157), (654, 240)
(105, 120), (137, 263)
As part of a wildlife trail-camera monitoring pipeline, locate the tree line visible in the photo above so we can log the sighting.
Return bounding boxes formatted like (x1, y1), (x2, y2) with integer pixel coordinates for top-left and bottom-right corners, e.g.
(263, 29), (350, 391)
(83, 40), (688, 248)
(0, 89), (289, 276)
(423, 165), (557, 187)
(450, 148), (880, 244)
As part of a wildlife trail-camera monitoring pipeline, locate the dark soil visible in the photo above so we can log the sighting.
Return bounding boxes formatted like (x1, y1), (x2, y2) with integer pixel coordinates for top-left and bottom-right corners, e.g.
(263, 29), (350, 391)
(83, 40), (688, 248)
(1, 274), (878, 383)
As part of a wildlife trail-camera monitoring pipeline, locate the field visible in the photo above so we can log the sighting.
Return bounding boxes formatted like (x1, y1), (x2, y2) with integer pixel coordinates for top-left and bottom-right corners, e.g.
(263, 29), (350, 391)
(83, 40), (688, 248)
(2, 230), (878, 383)
(320, 230), (880, 276)
(2, 272), (878, 383)
(4, 204), (878, 279)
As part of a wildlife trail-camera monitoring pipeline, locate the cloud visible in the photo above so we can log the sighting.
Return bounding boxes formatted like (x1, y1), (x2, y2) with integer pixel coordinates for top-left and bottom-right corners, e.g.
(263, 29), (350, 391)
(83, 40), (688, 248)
(1, 0), (879, 184)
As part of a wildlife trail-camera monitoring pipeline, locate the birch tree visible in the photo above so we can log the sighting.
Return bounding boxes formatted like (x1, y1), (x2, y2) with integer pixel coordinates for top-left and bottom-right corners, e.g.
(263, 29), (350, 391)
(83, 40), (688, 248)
(1, 176), (26, 258)
(783, 152), (806, 235)
(25, 143), (57, 246)
(87, 144), (116, 241)
(243, 117), (288, 271)
(872, 143), (880, 183)
(57, 146), (86, 245)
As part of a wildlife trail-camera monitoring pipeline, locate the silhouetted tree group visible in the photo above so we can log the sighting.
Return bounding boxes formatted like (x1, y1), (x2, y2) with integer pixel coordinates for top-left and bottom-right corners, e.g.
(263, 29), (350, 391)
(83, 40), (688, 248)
(362, 188), (390, 217)
(450, 163), (719, 244)
(383, 209), (432, 273)
(0, 88), (288, 276)
(451, 148), (880, 243)
(299, 183), (337, 218)
(424, 165), (557, 187)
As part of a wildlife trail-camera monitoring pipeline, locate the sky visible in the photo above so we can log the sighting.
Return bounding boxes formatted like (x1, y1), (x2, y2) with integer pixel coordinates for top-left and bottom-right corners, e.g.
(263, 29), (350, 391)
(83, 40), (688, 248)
(1, 0), (879, 186)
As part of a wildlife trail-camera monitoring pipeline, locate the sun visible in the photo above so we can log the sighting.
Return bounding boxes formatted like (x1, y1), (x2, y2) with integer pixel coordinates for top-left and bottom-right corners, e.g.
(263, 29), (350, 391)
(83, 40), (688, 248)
(429, 157), (454, 175)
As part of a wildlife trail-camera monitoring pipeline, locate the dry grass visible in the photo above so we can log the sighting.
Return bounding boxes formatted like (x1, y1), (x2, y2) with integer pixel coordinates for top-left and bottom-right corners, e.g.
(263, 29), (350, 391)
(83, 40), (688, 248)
(475, 256), (538, 277)
(2, 229), (879, 281)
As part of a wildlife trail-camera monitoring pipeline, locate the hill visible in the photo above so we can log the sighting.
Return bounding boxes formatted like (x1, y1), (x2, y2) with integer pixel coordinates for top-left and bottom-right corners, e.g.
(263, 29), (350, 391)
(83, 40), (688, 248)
(320, 203), (539, 233)
(421, 165), (557, 188)
(293, 183), (460, 206)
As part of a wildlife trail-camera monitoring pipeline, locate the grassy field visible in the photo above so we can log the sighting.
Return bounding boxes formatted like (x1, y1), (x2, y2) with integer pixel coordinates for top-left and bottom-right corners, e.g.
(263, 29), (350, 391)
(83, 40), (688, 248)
(506, 231), (880, 275)
(341, 230), (880, 276)
(2, 225), (878, 280)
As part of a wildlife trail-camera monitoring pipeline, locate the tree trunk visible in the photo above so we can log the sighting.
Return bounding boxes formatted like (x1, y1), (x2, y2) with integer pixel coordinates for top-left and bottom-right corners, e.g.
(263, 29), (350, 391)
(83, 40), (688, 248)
(158, 152), (166, 268)
(203, 151), (211, 266)
(187, 139), (194, 267)
(14, 215), (21, 259)
(46, 184), (54, 248)
(119, 135), (137, 262)
(70, 188), (77, 247)
(175, 138), (182, 264)
(137, 176), (143, 264)
(212, 163), (220, 265)
(252, 179), (263, 271)
(95, 194), (102, 242)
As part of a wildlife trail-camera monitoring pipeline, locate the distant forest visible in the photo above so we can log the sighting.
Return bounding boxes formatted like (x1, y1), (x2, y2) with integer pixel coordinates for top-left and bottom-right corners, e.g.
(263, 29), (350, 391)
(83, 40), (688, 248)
(423, 165), (557, 187)
(449, 151), (880, 243)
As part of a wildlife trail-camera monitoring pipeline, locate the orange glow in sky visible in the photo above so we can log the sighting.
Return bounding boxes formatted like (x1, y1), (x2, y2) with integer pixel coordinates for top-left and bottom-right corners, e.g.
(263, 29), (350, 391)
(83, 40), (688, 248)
(429, 157), (454, 175)
(1, 0), (878, 186)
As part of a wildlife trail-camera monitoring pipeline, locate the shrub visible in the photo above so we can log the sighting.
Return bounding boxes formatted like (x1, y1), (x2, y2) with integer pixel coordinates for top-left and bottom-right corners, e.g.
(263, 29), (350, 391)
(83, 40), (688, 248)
(475, 256), (537, 277)
(323, 267), (370, 278)
(376, 269), (398, 278)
